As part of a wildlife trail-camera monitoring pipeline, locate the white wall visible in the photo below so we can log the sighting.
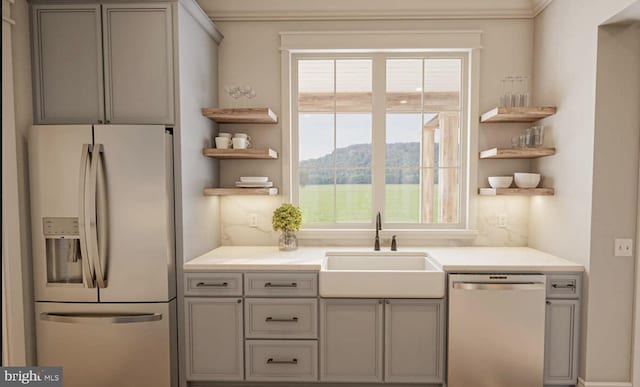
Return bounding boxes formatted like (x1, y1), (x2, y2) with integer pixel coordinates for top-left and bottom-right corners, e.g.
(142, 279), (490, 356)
(530, 0), (639, 383)
(214, 18), (534, 246)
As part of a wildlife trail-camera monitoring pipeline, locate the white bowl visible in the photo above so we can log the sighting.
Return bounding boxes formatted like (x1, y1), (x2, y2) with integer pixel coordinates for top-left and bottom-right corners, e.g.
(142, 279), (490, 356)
(240, 176), (269, 183)
(514, 173), (541, 188)
(488, 176), (513, 189)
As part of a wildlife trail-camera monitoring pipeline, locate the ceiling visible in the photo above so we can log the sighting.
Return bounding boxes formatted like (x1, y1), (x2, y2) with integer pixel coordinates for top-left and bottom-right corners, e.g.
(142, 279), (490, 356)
(197, 0), (554, 21)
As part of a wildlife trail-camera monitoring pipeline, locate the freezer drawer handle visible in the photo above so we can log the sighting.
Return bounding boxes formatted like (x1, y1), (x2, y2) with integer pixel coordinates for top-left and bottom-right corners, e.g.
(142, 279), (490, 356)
(453, 282), (545, 291)
(265, 317), (299, 322)
(264, 282), (297, 288)
(551, 283), (575, 289)
(39, 312), (162, 324)
(267, 358), (298, 365)
(196, 282), (228, 287)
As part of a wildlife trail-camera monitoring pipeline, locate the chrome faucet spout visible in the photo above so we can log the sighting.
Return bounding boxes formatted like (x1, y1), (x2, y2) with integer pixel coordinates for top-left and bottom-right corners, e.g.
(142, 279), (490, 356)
(374, 212), (381, 251)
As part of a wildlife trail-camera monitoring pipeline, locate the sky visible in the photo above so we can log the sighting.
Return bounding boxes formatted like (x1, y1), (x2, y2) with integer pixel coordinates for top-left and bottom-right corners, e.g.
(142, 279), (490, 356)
(299, 112), (438, 161)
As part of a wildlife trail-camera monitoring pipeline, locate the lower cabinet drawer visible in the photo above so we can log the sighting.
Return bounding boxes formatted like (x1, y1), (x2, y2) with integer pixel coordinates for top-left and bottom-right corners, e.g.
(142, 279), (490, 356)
(245, 298), (318, 339)
(245, 340), (318, 382)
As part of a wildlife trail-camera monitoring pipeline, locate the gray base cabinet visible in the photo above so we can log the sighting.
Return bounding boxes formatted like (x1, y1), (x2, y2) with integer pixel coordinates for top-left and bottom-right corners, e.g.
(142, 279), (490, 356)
(320, 299), (384, 382)
(184, 298), (244, 381)
(320, 298), (444, 384)
(544, 299), (580, 385)
(385, 299), (445, 383)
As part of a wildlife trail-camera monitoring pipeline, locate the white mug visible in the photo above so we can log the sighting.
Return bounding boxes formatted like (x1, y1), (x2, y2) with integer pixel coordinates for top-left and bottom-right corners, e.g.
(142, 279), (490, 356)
(232, 137), (248, 149)
(234, 133), (250, 140)
(218, 132), (232, 139)
(215, 136), (231, 149)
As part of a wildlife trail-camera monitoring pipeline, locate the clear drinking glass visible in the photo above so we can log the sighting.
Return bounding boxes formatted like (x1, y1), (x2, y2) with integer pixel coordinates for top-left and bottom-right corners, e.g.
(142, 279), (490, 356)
(511, 136), (520, 148)
(523, 76), (530, 107)
(517, 76), (526, 107)
(532, 125), (545, 147)
(500, 78), (508, 107)
(525, 128), (534, 147)
(509, 77), (517, 108)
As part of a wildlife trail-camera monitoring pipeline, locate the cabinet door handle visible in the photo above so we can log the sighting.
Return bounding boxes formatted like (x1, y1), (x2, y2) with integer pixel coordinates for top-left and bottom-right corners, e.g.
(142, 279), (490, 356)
(265, 317), (298, 322)
(267, 358), (298, 365)
(196, 282), (228, 287)
(264, 282), (297, 288)
(551, 283), (575, 289)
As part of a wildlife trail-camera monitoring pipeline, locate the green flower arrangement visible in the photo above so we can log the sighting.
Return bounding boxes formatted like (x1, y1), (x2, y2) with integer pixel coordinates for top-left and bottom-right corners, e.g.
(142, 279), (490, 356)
(272, 203), (302, 232)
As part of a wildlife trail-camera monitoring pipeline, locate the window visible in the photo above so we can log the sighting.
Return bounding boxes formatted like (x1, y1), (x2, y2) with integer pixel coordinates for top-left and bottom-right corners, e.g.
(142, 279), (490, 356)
(291, 52), (469, 229)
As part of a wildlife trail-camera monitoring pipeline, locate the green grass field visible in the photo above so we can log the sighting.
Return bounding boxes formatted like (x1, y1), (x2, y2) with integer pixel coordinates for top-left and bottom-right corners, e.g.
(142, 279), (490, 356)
(299, 184), (438, 224)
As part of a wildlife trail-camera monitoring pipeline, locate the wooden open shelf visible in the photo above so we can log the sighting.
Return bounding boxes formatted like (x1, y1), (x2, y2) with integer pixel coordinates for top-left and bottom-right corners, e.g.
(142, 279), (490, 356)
(479, 188), (555, 196)
(480, 147), (556, 159)
(203, 187), (279, 196)
(203, 148), (278, 159)
(480, 106), (557, 123)
(201, 108), (278, 124)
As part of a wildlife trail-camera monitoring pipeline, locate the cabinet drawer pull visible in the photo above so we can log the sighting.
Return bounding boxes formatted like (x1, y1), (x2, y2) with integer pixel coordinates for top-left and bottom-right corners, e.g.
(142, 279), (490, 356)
(196, 282), (228, 287)
(265, 317), (299, 322)
(551, 283), (575, 289)
(264, 282), (297, 288)
(267, 358), (298, 365)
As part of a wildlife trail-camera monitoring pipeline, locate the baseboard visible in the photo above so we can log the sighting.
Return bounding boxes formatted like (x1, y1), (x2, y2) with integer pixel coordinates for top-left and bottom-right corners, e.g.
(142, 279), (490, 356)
(578, 377), (632, 387)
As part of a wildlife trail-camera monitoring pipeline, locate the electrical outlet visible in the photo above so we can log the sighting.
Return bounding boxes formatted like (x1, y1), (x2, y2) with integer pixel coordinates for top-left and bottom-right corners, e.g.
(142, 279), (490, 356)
(249, 213), (258, 228)
(498, 215), (507, 228)
(614, 238), (633, 257)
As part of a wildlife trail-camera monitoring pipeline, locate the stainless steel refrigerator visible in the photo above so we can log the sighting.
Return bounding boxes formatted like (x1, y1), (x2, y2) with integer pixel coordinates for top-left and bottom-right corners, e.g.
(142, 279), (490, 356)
(29, 125), (177, 387)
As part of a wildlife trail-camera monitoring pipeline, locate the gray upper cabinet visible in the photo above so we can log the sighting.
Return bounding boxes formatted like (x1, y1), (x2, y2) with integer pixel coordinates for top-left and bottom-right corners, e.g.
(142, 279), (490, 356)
(31, 3), (174, 125)
(385, 299), (445, 383)
(185, 298), (244, 381)
(102, 4), (174, 124)
(544, 299), (580, 385)
(31, 5), (105, 124)
(320, 299), (383, 383)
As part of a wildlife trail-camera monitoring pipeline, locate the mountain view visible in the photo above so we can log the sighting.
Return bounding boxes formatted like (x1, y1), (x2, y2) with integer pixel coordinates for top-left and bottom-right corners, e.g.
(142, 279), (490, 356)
(299, 142), (440, 185)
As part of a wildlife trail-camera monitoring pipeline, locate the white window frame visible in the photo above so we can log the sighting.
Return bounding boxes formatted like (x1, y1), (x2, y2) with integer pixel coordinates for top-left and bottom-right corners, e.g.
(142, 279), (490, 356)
(280, 31), (481, 239)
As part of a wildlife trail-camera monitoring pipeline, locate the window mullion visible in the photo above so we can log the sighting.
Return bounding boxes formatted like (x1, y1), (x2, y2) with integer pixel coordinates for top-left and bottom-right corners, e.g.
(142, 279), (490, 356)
(371, 54), (386, 225)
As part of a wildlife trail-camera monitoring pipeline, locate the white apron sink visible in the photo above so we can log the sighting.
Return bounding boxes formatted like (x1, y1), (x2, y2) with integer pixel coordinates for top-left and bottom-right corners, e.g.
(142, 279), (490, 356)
(319, 252), (445, 298)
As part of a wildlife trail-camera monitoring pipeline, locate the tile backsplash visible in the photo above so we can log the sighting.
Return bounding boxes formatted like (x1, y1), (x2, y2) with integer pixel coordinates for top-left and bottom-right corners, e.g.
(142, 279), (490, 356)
(220, 196), (529, 247)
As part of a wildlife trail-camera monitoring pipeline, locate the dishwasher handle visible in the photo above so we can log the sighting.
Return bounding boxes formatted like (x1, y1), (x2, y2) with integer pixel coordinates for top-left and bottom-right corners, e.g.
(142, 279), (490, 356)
(452, 282), (545, 291)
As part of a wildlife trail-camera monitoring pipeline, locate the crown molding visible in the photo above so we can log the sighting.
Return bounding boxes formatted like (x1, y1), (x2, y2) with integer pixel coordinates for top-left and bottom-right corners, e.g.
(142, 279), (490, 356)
(197, 0), (542, 21)
(532, 0), (554, 17)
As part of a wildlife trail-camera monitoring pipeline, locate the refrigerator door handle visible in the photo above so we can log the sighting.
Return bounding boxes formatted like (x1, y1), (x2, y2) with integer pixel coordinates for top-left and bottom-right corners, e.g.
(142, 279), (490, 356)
(88, 144), (107, 288)
(39, 312), (162, 324)
(96, 144), (109, 287)
(78, 144), (95, 289)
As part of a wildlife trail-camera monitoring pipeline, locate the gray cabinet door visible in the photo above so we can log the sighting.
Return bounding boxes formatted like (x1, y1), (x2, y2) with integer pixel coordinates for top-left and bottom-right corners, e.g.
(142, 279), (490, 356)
(31, 5), (104, 124)
(185, 298), (244, 381)
(544, 299), (580, 385)
(320, 299), (383, 382)
(102, 4), (174, 124)
(385, 299), (445, 383)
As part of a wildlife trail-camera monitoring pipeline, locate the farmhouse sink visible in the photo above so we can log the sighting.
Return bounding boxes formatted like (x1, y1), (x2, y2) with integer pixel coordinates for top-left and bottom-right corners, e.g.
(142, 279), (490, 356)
(319, 251), (445, 298)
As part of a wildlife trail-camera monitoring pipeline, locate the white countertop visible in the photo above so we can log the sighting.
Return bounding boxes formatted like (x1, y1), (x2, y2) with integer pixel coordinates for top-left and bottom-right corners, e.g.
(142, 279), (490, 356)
(184, 246), (584, 272)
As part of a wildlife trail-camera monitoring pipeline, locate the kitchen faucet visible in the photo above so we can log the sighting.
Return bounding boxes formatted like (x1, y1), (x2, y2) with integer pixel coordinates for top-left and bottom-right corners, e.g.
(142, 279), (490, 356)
(374, 212), (381, 251)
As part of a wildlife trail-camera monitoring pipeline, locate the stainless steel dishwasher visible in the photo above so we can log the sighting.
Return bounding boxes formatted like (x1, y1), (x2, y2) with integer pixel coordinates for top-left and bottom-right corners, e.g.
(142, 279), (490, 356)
(448, 274), (547, 387)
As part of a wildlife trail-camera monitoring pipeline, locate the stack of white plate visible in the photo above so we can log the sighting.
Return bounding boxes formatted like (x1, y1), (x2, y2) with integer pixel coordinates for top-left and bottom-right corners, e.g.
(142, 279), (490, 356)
(235, 176), (273, 188)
